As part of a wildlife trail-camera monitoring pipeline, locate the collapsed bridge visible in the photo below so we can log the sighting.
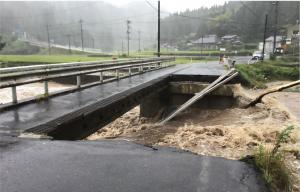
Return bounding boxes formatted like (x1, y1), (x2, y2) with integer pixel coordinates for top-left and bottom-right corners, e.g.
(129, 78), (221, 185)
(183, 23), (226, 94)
(0, 58), (238, 140)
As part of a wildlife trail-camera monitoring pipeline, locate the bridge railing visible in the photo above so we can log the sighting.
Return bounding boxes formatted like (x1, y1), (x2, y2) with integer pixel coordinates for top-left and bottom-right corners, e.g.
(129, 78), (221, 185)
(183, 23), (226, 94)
(0, 57), (175, 104)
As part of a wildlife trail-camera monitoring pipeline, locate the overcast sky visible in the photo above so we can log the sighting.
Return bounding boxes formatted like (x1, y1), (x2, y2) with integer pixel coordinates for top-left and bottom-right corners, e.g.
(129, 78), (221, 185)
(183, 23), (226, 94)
(102, 0), (226, 12)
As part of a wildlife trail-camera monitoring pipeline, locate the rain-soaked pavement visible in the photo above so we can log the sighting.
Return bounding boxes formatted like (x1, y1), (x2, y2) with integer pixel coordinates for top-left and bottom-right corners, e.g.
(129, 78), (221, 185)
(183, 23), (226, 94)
(0, 138), (268, 192)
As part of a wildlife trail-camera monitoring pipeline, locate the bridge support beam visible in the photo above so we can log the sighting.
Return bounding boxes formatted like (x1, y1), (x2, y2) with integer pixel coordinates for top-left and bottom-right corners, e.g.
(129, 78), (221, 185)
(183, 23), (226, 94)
(140, 88), (169, 118)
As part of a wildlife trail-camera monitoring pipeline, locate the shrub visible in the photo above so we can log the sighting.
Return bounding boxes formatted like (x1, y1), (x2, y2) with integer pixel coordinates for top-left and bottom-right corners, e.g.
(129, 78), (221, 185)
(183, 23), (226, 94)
(236, 61), (300, 88)
(254, 125), (295, 192)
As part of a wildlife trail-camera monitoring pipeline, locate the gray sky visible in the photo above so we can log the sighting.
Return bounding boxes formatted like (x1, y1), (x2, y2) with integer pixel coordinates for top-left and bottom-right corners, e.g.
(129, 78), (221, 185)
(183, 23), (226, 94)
(102, 0), (226, 12)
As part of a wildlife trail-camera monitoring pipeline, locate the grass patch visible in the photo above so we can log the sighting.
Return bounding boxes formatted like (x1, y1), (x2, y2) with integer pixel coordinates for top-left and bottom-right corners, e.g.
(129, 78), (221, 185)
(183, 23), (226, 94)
(236, 60), (299, 88)
(243, 125), (295, 192)
(0, 55), (115, 67)
(255, 125), (295, 192)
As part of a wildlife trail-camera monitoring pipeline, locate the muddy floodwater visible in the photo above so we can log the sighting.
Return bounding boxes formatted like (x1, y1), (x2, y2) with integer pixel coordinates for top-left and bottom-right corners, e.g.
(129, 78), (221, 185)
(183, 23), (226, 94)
(0, 82), (72, 104)
(88, 84), (300, 191)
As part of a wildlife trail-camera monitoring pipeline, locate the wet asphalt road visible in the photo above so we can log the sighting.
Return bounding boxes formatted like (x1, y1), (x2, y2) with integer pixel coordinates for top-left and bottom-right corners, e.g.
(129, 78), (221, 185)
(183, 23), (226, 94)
(0, 138), (268, 192)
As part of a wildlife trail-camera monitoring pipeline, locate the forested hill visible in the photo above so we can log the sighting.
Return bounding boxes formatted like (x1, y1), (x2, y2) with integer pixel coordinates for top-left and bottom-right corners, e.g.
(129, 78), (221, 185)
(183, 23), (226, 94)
(161, 1), (299, 44)
(0, 1), (298, 52)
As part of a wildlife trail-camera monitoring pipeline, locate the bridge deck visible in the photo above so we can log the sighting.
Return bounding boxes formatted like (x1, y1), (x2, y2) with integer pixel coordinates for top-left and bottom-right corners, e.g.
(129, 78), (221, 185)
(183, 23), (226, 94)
(0, 62), (226, 139)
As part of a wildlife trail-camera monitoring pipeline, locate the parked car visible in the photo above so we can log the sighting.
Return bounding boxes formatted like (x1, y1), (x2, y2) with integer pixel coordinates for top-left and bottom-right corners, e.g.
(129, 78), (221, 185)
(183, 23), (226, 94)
(252, 51), (264, 60)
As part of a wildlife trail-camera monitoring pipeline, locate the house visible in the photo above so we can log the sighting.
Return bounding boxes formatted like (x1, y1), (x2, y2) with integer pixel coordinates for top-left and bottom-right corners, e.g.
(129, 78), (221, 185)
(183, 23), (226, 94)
(192, 34), (219, 50)
(260, 35), (285, 54)
(287, 24), (299, 40)
(221, 35), (240, 43)
(286, 24), (299, 47)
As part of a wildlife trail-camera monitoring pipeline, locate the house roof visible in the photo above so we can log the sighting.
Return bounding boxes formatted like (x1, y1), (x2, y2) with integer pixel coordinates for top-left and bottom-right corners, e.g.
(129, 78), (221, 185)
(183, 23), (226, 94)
(193, 35), (218, 44)
(221, 35), (238, 39)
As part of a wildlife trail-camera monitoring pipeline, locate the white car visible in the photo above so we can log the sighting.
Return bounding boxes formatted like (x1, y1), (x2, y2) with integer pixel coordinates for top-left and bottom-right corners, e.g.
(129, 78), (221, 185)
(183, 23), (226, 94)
(252, 51), (264, 60)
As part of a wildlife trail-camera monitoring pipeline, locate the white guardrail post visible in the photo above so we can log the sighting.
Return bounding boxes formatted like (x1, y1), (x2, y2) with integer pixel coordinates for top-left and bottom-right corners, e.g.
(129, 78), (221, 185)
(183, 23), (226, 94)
(99, 72), (103, 83)
(12, 86), (17, 103)
(129, 67), (132, 76)
(44, 80), (49, 96)
(76, 75), (81, 88)
(116, 69), (119, 79)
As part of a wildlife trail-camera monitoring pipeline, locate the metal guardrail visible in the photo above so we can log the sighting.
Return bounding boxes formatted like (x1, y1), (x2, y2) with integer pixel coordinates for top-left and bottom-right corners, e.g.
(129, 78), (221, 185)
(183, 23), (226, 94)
(0, 57), (170, 74)
(0, 57), (175, 104)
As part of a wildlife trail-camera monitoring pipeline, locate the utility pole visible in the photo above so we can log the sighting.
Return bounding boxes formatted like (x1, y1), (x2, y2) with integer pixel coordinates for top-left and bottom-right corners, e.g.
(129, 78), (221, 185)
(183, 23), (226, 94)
(91, 37), (95, 49)
(272, 1), (279, 54)
(262, 14), (268, 60)
(46, 24), (51, 55)
(126, 20), (131, 56)
(79, 19), (84, 52)
(138, 30), (141, 52)
(201, 35), (204, 55)
(157, 0), (160, 57)
(66, 34), (71, 54)
(121, 40), (124, 55)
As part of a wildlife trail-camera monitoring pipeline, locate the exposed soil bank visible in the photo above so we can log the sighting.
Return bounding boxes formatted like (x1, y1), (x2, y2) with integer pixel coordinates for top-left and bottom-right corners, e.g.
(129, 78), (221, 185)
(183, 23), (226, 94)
(88, 85), (300, 191)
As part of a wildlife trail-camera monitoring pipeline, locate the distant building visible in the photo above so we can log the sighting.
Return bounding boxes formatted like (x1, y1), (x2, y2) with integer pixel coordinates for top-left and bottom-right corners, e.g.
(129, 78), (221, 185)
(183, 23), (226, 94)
(221, 35), (240, 43)
(287, 24), (299, 40)
(259, 35), (284, 53)
(192, 34), (219, 50)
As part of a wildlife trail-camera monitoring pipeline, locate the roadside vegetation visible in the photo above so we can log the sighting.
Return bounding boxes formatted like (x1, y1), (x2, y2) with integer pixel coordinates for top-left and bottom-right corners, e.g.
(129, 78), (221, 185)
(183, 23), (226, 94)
(251, 125), (295, 192)
(236, 57), (300, 88)
(0, 55), (111, 67)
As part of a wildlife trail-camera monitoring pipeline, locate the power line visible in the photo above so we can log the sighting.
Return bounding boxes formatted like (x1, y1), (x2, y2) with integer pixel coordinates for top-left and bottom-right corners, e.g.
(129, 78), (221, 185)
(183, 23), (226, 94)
(47, 12), (154, 30)
(240, 1), (260, 18)
(145, 0), (158, 11)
